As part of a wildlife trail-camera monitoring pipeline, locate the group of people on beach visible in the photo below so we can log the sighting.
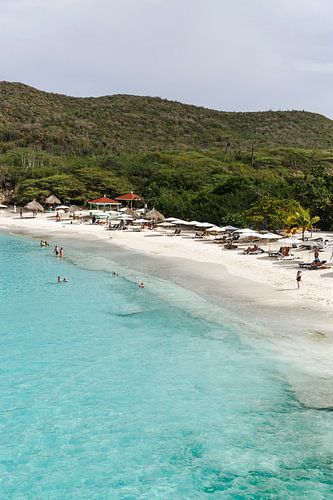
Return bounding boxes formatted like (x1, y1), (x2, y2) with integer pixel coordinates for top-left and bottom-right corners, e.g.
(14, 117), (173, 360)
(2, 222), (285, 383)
(295, 247), (327, 288)
(39, 241), (68, 283)
(39, 242), (145, 289)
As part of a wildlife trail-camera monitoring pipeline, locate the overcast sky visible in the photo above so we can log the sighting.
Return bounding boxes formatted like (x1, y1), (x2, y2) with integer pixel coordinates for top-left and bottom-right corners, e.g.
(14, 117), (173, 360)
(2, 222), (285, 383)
(1, 0), (333, 116)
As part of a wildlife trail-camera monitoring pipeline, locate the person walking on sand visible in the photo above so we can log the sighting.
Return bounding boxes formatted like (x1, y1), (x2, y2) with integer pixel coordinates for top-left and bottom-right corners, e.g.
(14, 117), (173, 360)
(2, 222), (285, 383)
(296, 270), (302, 289)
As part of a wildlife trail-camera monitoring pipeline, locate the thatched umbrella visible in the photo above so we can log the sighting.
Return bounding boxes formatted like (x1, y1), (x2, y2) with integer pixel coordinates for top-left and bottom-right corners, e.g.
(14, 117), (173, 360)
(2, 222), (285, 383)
(24, 199), (44, 217)
(124, 207), (139, 219)
(45, 194), (61, 206)
(146, 208), (165, 222)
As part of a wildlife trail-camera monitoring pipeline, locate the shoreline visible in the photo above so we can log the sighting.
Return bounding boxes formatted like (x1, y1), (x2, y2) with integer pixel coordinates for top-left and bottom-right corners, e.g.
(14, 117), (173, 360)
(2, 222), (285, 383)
(2, 212), (333, 315)
(1, 212), (333, 408)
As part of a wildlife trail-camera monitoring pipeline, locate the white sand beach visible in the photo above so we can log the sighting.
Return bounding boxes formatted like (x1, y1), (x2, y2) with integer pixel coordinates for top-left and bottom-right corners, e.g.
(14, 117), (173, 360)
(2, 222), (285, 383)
(1, 211), (333, 315)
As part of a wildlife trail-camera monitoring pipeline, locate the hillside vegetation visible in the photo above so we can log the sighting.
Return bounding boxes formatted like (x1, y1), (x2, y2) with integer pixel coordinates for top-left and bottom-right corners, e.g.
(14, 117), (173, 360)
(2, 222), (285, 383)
(0, 82), (333, 229)
(1, 81), (333, 153)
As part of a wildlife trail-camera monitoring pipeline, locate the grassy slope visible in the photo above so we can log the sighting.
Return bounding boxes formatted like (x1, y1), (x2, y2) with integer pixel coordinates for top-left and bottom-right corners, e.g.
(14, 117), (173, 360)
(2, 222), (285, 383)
(1, 81), (333, 154)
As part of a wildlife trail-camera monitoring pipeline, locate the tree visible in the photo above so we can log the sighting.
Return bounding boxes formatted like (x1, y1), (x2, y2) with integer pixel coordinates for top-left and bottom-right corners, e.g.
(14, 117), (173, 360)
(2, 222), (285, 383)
(286, 209), (320, 240)
(244, 196), (303, 230)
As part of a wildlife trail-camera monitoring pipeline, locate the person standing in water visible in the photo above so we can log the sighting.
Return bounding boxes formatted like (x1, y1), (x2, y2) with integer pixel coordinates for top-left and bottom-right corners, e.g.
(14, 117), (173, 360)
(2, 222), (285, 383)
(54, 245), (59, 256)
(296, 270), (302, 289)
(59, 247), (64, 258)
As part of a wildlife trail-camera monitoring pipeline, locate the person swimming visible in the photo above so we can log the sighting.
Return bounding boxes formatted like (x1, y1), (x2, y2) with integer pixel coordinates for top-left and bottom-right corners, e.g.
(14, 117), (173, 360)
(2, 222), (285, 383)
(138, 282), (144, 289)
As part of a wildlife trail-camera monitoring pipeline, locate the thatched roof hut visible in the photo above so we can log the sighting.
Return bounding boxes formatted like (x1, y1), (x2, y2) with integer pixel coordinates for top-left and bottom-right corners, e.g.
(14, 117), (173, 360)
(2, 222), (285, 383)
(24, 200), (44, 213)
(45, 194), (61, 205)
(124, 207), (139, 219)
(145, 208), (165, 221)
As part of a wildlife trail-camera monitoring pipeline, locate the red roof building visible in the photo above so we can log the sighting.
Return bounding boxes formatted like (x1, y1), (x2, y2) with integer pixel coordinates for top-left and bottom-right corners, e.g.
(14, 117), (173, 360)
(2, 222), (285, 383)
(88, 196), (121, 207)
(114, 193), (142, 201)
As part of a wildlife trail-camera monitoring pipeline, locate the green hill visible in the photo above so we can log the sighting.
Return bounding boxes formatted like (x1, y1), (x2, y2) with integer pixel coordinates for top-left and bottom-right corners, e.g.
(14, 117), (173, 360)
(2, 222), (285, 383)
(1, 82), (333, 229)
(1, 81), (333, 154)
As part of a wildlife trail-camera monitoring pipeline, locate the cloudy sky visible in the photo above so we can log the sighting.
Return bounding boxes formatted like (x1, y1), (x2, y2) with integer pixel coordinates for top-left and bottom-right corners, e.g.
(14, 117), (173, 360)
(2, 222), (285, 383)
(1, 0), (333, 116)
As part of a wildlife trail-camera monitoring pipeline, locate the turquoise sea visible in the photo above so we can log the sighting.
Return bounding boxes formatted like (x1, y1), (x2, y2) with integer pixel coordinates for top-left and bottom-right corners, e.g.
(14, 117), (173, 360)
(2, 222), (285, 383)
(0, 232), (333, 498)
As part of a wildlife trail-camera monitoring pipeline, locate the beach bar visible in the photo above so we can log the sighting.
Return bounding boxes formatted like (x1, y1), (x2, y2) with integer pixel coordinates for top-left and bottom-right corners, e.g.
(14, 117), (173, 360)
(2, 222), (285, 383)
(88, 196), (121, 212)
(115, 192), (142, 209)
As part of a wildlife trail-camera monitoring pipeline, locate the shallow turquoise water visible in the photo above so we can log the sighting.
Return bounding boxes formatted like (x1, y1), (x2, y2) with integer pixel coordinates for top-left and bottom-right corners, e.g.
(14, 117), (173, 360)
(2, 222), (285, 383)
(0, 233), (333, 499)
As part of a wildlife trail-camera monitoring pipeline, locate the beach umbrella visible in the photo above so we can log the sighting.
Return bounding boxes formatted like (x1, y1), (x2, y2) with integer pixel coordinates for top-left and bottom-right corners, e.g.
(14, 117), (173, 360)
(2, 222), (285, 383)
(24, 200), (44, 216)
(117, 214), (133, 220)
(157, 221), (174, 227)
(145, 208), (165, 221)
(45, 194), (61, 205)
(175, 221), (194, 226)
(234, 228), (257, 234)
(260, 232), (281, 240)
(278, 236), (301, 246)
(237, 231), (263, 241)
(221, 225), (239, 231)
(171, 219), (190, 226)
(207, 226), (225, 233)
(259, 232), (282, 250)
(0, 204), (8, 209)
(133, 218), (149, 224)
(195, 222), (214, 228)
(75, 210), (90, 217)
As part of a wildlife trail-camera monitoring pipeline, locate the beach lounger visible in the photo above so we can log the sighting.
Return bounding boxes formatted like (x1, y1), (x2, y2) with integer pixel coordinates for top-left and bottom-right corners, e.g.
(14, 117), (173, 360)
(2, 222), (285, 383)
(277, 254), (299, 261)
(299, 261), (330, 270)
(268, 251), (281, 257)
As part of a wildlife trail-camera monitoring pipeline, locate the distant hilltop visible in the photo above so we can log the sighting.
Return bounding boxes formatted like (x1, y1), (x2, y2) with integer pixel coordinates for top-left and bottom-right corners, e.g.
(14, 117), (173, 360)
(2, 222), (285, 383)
(0, 81), (332, 154)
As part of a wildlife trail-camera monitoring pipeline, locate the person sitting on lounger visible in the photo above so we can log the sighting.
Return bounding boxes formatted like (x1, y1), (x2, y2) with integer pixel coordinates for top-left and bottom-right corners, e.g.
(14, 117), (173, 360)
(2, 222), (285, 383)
(245, 244), (260, 254)
(312, 259), (327, 267)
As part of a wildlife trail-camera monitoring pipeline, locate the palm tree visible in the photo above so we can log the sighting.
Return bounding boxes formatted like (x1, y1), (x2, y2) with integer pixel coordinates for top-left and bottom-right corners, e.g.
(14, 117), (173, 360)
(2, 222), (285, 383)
(287, 209), (320, 241)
